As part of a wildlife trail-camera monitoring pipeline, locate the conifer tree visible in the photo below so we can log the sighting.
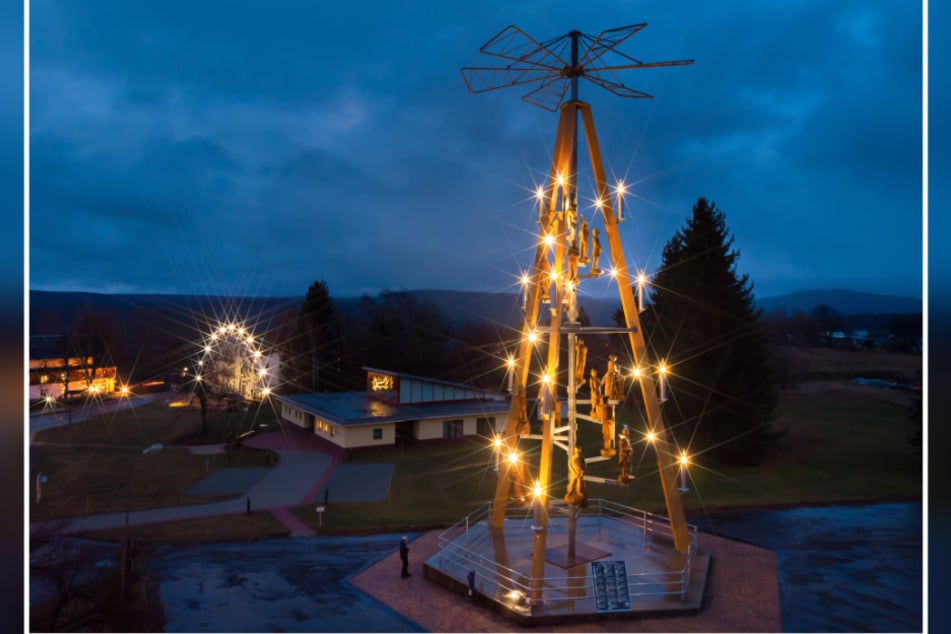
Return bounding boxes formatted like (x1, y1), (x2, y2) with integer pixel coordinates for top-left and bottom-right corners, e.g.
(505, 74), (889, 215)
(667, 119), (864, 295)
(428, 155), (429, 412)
(647, 197), (777, 464)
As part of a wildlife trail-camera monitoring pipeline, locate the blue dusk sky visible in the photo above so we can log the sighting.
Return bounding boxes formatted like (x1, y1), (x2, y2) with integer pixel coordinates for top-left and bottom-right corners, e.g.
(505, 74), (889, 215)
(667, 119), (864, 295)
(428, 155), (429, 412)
(27, 1), (927, 301)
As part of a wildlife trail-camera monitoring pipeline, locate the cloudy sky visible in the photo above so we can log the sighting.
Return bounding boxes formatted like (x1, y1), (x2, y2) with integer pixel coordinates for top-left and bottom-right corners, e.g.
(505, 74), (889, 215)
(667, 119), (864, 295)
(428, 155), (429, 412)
(27, 0), (925, 301)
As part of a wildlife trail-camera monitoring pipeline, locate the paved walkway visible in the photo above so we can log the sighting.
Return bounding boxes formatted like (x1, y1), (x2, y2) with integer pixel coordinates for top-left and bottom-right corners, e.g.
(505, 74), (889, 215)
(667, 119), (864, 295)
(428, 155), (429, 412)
(34, 424), (342, 536)
(350, 530), (783, 632)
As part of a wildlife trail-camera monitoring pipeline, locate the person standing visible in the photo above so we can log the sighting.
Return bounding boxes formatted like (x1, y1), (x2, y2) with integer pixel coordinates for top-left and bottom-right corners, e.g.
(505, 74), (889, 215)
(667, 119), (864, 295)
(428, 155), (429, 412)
(399, 536), (411, 578)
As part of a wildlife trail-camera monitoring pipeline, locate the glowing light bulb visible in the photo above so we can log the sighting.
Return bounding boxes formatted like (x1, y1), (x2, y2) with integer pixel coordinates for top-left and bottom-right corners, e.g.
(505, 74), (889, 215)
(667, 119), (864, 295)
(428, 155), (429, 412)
(595, 197), (603, 208)
(557, 174), (565, 187)
(535, 185), (544, 200)
(493, 436), (503, 449)
(543, 234), (555, 247)
(636, 272), (648, 312)
(616, 181), (626, 196)
(608, 267), (618, 278)
(520, 273), (530, 286)
(646, 430), (656, 443)
(541, 372), (552, 385)
(204, 345), (212, 353)
(659, 362), (668, 375)
(533, 482), (543, 498)
(508, 451), (519, 465)
(262, 387), (271, 397)
(528, 330), (538, 344)
(632, 366), (641, 378)
(506, 356), (516, 368)
(680, 451), (689, 466)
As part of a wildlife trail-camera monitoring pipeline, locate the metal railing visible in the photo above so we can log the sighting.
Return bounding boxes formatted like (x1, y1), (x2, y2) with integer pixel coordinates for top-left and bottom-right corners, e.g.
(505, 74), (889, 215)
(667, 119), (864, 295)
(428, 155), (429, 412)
(433, 498), (698, 613)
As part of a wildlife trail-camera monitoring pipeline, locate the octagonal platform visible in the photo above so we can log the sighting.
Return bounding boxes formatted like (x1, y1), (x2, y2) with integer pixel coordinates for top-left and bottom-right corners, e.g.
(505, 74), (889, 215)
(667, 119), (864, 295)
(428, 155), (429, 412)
(422, 499), (710, 626)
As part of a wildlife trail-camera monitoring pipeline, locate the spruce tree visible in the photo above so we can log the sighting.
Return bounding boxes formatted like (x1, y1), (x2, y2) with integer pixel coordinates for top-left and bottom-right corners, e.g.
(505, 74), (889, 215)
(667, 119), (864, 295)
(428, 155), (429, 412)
(647, 197), (777, 464)
(297, 279), (339, 391)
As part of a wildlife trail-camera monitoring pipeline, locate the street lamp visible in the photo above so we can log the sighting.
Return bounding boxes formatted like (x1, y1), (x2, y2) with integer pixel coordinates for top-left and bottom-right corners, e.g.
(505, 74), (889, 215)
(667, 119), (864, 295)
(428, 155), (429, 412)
(678, 451), (690, 494)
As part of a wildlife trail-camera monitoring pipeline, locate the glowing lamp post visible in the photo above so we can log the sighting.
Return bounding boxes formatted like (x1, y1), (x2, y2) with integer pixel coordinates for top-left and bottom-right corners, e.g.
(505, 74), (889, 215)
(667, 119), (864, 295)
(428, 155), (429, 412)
(678, 451), (689, 493)
(535, 185), (545, 223)
(636, 272), (648, 312)
(506, 356), (516, 393)
(658, 362), (668, 403)
(539, 372), (552, 419)
(615, 181), (626, 221)
(532, 482), (545, 531)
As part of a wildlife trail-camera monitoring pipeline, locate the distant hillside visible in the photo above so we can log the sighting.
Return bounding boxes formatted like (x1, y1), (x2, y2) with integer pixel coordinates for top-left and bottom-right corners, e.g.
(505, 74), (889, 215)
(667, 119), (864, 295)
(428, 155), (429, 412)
(335, 288), (922, 327)
(29, 287), (921, 383)
(335, 289), (623, 328)
(29, 290), (300, 333)
(755, 289), (921, 316)
(30, 287), (922, 338)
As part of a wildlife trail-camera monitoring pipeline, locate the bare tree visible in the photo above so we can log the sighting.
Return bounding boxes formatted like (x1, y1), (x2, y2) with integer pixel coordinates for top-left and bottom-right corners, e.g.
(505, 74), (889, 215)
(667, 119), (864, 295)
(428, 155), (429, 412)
(30, 520), (109, 632)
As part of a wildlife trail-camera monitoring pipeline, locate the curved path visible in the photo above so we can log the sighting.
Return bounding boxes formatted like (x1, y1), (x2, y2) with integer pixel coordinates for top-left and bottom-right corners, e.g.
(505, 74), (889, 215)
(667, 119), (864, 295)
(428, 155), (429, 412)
(33, 424), (342, 536)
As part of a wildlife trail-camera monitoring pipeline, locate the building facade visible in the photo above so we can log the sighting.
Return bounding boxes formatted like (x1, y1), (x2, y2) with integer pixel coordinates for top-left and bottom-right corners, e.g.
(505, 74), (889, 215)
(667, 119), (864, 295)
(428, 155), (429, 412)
(29, 334), (117, 400)
(276, 367), (510, 449)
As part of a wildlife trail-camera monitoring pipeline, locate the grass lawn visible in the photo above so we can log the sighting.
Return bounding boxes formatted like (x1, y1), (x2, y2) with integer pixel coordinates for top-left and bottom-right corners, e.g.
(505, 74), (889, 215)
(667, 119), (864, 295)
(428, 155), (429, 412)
(291, 377), (921, 533)
(31, 397), (281, 522)
(30, 443), (277, 522)
(33, 397), (283, 447)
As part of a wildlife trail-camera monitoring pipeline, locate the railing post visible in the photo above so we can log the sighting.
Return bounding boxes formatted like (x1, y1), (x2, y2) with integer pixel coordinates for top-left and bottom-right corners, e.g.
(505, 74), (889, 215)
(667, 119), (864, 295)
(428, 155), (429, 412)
(642, 509), (647, 551)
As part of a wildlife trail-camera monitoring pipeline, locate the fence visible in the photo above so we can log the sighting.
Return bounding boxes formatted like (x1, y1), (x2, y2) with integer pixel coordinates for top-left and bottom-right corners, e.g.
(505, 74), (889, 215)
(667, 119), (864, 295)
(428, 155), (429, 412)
(434, 498), (698, 613)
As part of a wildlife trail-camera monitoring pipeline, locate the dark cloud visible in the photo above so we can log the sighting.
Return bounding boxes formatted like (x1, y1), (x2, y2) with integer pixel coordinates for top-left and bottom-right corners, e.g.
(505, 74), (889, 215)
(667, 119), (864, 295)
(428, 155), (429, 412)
(29, 0), (924, 300)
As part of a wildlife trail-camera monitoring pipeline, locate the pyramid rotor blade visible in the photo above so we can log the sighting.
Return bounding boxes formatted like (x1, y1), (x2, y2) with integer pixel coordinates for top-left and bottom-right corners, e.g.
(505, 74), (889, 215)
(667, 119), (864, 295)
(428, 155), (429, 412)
(578, 23), (647, 66)
(480, 25), (569, 70)
(522, 76), (571, 111)
(461, 66), (559, 94)
(583, 75), (652, 99)
(586, 59), (694, 72)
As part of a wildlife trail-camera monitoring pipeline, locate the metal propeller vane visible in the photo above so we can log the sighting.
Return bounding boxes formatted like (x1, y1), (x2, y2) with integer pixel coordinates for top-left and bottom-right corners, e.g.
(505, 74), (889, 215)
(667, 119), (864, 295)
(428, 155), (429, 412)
(461, 24), (693, 110)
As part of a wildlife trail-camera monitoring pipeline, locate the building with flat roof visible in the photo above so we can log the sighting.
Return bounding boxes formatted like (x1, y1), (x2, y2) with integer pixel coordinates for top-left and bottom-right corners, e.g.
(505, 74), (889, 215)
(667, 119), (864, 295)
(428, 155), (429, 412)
(276, 367), (510, 449)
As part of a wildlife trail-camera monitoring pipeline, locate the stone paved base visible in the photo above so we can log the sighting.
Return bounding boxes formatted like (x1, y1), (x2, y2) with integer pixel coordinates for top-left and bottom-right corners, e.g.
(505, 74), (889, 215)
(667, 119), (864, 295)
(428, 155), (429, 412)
(349, 529), (782, 632)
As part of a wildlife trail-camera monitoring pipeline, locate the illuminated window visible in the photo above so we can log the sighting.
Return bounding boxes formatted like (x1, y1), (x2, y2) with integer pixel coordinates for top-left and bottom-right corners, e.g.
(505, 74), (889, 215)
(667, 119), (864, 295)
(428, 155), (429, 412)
(39, 374), (49, 385)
